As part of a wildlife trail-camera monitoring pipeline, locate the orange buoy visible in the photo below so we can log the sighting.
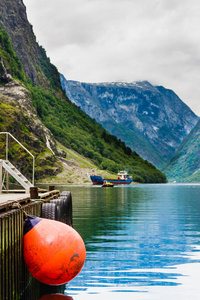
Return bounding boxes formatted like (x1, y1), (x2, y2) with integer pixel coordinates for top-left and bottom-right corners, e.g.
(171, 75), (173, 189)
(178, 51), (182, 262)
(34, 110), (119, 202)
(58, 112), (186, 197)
(23, 215), (86, 285)
(39, 294), (73, 300)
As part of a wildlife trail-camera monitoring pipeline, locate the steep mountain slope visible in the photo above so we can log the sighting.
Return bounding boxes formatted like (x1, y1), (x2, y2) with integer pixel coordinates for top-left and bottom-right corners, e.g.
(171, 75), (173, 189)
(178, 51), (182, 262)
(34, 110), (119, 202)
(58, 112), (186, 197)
(0, 24), (61, 180)
(0, 2), (167, 183)
(0, 79), (62, 180)
(60, 77), (199, 168)
(164, 120), (200, 182)
(0, 0), (61, 92)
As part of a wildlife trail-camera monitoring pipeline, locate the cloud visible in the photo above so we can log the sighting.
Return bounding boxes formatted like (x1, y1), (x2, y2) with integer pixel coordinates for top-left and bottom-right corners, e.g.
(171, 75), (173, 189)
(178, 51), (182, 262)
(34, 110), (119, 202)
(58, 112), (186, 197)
(24, 0), (200, 115)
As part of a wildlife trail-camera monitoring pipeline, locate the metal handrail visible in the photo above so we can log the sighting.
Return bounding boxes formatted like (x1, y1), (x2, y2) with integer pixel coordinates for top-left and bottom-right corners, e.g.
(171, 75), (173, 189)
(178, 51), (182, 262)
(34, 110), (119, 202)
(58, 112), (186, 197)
(0, 132), (35, 185)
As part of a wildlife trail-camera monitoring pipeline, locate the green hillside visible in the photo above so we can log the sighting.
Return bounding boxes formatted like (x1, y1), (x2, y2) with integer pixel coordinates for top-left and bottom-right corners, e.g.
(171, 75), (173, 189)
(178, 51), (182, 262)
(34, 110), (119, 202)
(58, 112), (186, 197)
(163, 120), (200, 182)
(0, 25), (167, 183)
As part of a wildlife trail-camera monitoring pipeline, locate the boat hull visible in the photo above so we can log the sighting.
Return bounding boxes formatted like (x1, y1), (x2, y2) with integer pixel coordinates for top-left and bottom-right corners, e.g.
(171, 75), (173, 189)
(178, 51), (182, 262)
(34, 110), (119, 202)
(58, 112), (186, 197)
(90, 175), (132, 185)
(90, 175), (104, 185)
(103, 179), (132, 185)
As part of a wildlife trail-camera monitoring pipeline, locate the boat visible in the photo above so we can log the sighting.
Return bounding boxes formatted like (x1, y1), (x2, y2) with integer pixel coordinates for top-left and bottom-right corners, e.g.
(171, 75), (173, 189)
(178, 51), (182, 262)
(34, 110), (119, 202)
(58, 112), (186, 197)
(102, 181), (114, 188)
(90, 171), (132, 185)
(90, 175), (104, 185)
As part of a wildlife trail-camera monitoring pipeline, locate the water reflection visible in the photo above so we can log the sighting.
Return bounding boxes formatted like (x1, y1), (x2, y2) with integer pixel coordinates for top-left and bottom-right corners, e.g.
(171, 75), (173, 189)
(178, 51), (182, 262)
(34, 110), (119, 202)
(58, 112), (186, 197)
(40, 184), (200, 299)
(39, 294), (73, 300)
(39, 283), (66, 297)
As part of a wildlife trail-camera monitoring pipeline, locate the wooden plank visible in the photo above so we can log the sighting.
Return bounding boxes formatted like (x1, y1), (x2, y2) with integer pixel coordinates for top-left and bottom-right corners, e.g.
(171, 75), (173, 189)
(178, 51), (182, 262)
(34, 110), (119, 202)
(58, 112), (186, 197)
(2, 190), (26, 193)
(1, 216), (5, 300)
(2, 216), (6, 300)
(5, 216), (9, 300)
(0, 194), (30, 213)
(20, 210), (25, 298)
(16, 211), (21, 299)
(39, 190), (60, 200)
(0, 218), (2, 299)
(12, 211), (16, 300)
(8, 214), (12, 300)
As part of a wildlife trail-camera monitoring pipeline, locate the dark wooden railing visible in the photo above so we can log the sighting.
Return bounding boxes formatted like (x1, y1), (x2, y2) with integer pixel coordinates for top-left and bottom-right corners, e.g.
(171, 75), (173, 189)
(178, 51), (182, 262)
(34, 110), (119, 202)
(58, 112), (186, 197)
(0, 201), (41, 300)
(0, 188), (72, 300)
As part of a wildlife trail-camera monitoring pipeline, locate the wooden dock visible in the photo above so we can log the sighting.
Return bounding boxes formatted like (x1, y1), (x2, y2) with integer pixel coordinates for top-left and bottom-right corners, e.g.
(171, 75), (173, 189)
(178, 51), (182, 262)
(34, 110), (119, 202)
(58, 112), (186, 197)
(0, 188), (64, 300)
(0, 189), (60, 211)
(0, 133), (73, 298)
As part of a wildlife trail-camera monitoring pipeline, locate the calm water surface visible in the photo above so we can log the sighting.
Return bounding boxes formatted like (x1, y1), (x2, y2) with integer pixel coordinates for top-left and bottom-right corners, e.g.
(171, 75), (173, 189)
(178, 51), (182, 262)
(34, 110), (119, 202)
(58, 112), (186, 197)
(46, 184), (200, 299)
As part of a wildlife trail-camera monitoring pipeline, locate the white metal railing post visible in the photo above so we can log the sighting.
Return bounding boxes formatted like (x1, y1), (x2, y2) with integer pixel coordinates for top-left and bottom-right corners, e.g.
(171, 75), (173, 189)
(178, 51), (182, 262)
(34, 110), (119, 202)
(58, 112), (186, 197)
(6, 132), (8, 160)
(6, 133), (8, 190)
(0, 159), (2, 194)
(33, 156), (35, 186)
(0, 132), (35, 186)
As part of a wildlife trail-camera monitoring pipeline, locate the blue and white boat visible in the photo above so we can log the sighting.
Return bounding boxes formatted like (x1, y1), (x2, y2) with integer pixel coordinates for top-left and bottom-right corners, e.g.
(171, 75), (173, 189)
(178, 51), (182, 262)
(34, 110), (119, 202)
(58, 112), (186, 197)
(90, 171), (132, 185)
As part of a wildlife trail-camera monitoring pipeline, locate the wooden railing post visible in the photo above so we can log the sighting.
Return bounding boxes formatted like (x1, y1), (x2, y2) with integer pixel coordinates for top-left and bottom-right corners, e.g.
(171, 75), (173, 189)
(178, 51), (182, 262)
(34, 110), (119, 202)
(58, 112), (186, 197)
(30, 187), (39, 199)
(49, 185), (55, 191)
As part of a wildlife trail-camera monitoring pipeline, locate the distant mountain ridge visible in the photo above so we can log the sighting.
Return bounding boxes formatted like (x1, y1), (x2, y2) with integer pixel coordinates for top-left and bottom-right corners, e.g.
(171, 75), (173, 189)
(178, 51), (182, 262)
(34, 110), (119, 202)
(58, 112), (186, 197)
(164, 119), (200, 182)
(60, 76), (199, 168)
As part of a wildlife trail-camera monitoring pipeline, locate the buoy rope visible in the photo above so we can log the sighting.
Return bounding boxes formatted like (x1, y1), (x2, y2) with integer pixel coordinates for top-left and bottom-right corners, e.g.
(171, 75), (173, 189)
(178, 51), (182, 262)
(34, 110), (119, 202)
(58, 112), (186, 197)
(12, 200), (28, 219)
(31, 199), (46, 202)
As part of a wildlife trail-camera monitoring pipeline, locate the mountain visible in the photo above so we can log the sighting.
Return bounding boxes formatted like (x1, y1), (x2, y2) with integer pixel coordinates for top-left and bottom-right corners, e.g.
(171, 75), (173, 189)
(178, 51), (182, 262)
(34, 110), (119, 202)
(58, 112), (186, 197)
(0, 0), (167, 183)
(163, 119), (200, 182)
(60, 77), (199, 169)
(0, 0), (61, 93)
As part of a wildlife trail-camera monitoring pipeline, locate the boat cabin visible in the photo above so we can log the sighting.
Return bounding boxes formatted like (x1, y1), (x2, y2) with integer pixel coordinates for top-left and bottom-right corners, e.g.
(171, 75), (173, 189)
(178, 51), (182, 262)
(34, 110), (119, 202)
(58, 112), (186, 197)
(118, 171), (131, 180)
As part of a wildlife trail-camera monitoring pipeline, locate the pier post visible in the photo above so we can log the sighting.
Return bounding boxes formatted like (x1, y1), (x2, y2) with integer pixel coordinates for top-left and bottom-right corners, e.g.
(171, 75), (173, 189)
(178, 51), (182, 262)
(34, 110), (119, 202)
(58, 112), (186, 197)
(49, 185), (55, 191)
(30, 187), (39, 199)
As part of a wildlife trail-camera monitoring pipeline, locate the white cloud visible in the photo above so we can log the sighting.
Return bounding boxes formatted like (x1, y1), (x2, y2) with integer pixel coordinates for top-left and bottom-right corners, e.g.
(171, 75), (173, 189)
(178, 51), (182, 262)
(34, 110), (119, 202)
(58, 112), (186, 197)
(24, 0), (200, 115)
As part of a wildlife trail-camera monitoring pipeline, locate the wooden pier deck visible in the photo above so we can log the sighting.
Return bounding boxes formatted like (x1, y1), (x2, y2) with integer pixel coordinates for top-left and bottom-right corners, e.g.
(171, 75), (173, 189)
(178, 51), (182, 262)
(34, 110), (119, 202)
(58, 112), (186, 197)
(0, 193), (30, 204)
(0, 189), (60, 212)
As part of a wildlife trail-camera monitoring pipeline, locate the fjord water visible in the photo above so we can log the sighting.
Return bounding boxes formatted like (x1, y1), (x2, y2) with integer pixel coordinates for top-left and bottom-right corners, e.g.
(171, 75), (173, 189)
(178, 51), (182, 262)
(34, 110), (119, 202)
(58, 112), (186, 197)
(58, 184), (200, 299)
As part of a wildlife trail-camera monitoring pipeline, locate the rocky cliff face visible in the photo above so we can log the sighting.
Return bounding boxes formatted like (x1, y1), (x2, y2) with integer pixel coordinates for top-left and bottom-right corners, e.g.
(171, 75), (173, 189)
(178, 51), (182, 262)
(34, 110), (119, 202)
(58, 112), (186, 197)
(61, 76), (199, 168)
(0, 0), (62, 92)
(0, 78), (55, 147)
(0, 0), (39, 82)
(0, 75), (62, 179)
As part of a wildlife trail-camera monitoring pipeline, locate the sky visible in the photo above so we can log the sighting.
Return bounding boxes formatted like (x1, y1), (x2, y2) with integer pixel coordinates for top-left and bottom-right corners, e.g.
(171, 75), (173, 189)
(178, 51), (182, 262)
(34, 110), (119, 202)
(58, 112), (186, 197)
(23, 0), (200, 115)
